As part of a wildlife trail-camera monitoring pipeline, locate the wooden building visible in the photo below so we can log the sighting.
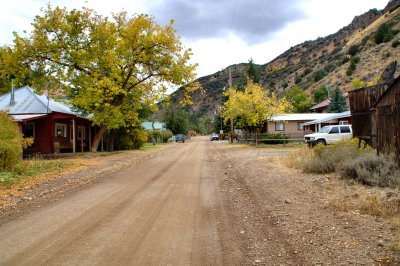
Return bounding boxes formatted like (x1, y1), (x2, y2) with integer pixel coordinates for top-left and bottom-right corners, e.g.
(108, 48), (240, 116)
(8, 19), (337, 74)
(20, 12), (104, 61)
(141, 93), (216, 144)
(349, 61), (400, 163)
(0, 86), (94, 154)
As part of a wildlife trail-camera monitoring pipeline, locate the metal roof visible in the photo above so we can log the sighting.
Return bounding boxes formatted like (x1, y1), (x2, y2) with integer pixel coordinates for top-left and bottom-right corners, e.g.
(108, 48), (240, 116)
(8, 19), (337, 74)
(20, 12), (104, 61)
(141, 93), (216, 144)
(141, 121), (166, 130)
(270, 113), (337, 121)
(302, 111), (351, 126)
(0, 86), (75, 115)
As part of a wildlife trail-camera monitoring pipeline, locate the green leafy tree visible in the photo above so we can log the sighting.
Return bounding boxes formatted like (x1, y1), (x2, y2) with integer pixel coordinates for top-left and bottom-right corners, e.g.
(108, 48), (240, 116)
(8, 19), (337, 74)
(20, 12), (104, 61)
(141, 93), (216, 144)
(247, 58), (261, 84)
(285, 85), (312, 112)
(0, 46), (33, 95)
(10, 6), (197, 151)
(312, 85), (328, 104)
(162, 106), (188, 135)
(327, 87), (347, 113)
(0, 111), (23, 170)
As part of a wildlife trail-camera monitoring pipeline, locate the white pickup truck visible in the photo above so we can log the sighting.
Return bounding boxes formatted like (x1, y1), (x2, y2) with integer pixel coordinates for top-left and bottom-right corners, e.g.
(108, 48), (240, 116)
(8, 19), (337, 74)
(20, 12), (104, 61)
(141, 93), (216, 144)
(304, 125), (352, 146)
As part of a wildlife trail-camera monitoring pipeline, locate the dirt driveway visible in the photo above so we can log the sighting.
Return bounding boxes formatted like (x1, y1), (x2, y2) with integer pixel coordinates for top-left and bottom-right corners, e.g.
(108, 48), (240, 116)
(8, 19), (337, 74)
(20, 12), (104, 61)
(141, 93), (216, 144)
(0, 136), (398, 265)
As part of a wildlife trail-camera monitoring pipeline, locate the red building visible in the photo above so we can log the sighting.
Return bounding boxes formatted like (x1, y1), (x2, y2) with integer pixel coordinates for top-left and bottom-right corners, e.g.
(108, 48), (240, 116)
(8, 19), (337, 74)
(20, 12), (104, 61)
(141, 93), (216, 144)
(0, 86), (95, 154)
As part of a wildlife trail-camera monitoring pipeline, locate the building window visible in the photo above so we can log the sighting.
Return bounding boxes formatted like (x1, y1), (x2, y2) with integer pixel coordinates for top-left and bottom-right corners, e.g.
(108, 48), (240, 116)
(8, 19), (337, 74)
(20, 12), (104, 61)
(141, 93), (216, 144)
(297, 122), (304, 131)
(339, 121), (348, 125)
(275, 123), (284, 131)
(23, 123), (35, 138)
(77, 126), (85, 140)
(55, 123), (67, 137)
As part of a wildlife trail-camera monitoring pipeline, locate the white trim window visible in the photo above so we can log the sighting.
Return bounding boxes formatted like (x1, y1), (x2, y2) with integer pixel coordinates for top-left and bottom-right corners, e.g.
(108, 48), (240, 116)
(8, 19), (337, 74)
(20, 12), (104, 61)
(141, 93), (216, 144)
(339, 121), (348, 125)
(275, 122), (284, 131)
(55, 123), (67, 137)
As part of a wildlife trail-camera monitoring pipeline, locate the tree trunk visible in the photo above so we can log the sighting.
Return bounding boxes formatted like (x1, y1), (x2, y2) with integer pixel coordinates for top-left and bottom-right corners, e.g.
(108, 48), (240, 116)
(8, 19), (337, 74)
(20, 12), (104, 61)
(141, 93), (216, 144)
(91, 126), (107, 152)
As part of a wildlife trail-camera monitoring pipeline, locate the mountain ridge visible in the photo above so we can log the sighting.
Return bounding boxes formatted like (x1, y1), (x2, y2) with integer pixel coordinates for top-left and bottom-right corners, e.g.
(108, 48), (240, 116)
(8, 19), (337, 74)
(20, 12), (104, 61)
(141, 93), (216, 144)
(169, 0), (400, 117)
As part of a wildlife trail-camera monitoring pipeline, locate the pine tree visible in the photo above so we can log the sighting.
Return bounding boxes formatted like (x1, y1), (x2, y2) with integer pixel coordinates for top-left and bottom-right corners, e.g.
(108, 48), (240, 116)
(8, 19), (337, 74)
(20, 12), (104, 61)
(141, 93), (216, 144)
(327, 87), (347, 113)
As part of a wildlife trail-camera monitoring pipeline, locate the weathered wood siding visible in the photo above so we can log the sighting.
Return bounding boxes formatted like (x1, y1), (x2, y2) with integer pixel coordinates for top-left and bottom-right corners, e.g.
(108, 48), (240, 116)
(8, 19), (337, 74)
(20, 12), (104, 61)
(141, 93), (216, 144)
(348, 82), (391, 143)
(374, 81), (400, 162)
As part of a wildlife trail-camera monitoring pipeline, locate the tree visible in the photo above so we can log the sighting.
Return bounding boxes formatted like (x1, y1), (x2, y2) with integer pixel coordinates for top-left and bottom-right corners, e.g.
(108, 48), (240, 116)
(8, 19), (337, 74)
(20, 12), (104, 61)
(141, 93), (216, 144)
(312, 85), (328, 104)
(285, 85), (312, 112)
(222, 81), (292, 131)
(247, 58), (261, 84)
(162, 106), (188, 135)
(0, 46), (33, 95)
(10, 6), (197, 151)
(327, 87), (347, 113)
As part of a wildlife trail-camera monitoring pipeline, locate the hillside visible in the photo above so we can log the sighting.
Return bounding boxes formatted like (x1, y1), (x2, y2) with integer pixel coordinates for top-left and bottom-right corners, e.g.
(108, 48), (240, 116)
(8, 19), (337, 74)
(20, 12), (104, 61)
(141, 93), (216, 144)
(169, 0), (400, 117)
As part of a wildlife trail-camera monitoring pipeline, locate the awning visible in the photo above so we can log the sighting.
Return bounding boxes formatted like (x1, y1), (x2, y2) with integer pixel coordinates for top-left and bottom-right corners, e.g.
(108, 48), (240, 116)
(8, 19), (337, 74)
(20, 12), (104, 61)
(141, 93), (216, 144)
(11, 114), (48, 122)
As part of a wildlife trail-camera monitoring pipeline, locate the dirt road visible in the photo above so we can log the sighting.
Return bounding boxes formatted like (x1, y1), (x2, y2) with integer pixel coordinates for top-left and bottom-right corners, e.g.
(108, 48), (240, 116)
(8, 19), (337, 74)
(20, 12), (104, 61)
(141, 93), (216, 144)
(0, 137), (233, 265)
(0, 137), (398, 265)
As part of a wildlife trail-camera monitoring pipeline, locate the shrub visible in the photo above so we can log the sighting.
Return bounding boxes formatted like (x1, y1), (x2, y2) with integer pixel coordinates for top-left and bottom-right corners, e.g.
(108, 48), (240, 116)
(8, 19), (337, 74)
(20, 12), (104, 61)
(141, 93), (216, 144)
(130, 129), (148, 149)
(261, 134), (288, 144)
(374, 23), (394, 44)
(0, 111), (23, 170)
(346, 59), (357, 76)
(115, 128), (148, 150)
(392, 39), (400, 48)
(287, 139), (400, 188)
(313, 69), (327, 82)
(162, 129), (173, 142)
(341, 152), (400, 187)
(348, 44), (359, 56)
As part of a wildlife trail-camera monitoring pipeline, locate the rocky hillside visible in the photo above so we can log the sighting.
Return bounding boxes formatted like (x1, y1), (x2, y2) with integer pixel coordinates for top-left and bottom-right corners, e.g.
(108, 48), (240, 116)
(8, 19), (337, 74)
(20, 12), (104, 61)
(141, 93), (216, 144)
(170, 0), (400, 117)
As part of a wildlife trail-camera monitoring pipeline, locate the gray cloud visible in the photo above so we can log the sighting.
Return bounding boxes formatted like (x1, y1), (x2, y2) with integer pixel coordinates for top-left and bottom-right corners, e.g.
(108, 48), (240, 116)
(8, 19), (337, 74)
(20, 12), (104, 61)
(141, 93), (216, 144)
(148, 0), (306, 43)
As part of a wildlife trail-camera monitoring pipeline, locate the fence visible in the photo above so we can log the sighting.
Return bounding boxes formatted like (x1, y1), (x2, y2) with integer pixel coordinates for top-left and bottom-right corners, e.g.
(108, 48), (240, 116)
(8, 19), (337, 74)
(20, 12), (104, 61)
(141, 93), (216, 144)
(238, 132), (305, 146)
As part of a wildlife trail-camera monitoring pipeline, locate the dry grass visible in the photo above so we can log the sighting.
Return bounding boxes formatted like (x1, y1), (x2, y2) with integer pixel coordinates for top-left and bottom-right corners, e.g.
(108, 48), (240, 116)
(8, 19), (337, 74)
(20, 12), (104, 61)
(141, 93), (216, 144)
(326, 181), (400, 225)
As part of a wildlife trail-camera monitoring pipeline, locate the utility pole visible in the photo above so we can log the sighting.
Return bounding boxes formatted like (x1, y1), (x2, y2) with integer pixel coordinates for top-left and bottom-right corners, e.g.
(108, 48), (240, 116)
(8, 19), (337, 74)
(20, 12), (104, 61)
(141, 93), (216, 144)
(228, 67), (234, 144)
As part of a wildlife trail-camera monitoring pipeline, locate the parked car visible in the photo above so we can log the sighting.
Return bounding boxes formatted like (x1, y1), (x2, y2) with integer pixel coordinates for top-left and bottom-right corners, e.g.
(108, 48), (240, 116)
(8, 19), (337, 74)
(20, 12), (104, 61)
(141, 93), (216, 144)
(304, 125), (352, 146)
(175, 134), (186, 143)
(210, 133), (219, 141)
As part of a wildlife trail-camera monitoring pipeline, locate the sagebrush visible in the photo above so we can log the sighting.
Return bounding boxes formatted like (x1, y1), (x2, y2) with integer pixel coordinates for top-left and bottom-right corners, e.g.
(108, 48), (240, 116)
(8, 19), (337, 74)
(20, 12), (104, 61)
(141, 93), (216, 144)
(287, 139), (400, 187)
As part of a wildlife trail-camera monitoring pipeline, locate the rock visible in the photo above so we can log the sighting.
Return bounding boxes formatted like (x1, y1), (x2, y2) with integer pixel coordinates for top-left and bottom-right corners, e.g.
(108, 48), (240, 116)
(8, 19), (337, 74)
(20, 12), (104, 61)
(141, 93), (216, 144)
(21, 196), (33, 201)
(285, 199), (292, 204)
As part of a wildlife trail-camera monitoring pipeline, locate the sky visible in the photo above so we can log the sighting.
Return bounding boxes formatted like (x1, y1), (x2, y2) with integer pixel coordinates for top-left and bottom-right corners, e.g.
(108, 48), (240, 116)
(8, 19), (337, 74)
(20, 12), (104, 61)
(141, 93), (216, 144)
(0, 0), (389, 78)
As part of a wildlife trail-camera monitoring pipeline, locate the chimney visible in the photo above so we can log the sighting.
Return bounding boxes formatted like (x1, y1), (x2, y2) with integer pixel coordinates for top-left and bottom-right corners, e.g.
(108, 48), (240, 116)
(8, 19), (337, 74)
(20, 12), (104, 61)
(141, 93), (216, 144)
(9, 79), (15, 106)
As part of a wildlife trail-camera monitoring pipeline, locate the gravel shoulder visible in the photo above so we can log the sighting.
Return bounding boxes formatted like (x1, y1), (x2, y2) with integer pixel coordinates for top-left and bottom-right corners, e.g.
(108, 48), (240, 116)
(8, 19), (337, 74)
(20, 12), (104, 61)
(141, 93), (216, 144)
(210, 142), (399, 265)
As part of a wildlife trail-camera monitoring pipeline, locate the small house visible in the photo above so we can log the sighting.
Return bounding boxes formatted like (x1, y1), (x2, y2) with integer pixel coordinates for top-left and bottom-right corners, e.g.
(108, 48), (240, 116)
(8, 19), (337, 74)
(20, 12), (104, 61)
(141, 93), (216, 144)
(0, 86), (94, 154)
(268, 113), (338, 138)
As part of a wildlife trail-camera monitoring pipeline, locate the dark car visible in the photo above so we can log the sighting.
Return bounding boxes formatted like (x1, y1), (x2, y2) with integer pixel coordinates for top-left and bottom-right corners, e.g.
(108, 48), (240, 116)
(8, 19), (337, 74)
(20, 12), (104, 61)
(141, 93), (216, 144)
(210, 133), (219, 141)
(175, 134), (186, 143)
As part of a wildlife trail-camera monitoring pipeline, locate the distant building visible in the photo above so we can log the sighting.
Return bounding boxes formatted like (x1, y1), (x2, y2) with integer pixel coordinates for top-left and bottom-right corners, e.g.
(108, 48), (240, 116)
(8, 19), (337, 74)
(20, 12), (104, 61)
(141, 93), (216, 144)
(268, 113), (340, 138)
(141, 121), (166, 131)
(310, 92), (349, 113)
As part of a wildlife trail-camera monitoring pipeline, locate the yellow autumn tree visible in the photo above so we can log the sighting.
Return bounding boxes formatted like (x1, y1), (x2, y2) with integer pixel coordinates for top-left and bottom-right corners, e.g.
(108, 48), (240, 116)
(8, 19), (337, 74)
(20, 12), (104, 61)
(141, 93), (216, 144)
(9, 6), (198, 152)
(222, 81), (291, 131)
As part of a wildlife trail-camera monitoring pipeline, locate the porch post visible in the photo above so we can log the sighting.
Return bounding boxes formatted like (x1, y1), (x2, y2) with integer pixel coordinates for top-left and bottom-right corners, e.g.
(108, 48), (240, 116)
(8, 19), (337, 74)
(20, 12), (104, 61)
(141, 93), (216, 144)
(89, 124), (92, 151)
(72, 118), (76, 153)
(81, 120), (84, 153)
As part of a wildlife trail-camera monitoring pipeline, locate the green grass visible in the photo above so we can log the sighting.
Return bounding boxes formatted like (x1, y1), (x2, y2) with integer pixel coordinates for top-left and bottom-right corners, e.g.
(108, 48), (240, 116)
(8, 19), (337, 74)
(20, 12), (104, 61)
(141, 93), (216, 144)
(0, 158), (73, 189)
(141, 142), (170, 151)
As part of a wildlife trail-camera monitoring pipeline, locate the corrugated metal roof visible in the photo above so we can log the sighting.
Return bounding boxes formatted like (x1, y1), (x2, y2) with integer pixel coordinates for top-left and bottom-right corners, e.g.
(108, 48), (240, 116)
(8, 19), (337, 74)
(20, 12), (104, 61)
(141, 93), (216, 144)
(270, 113), (337, 121)
(0, 86), (75, 115)
(302, 111), (351, 126)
